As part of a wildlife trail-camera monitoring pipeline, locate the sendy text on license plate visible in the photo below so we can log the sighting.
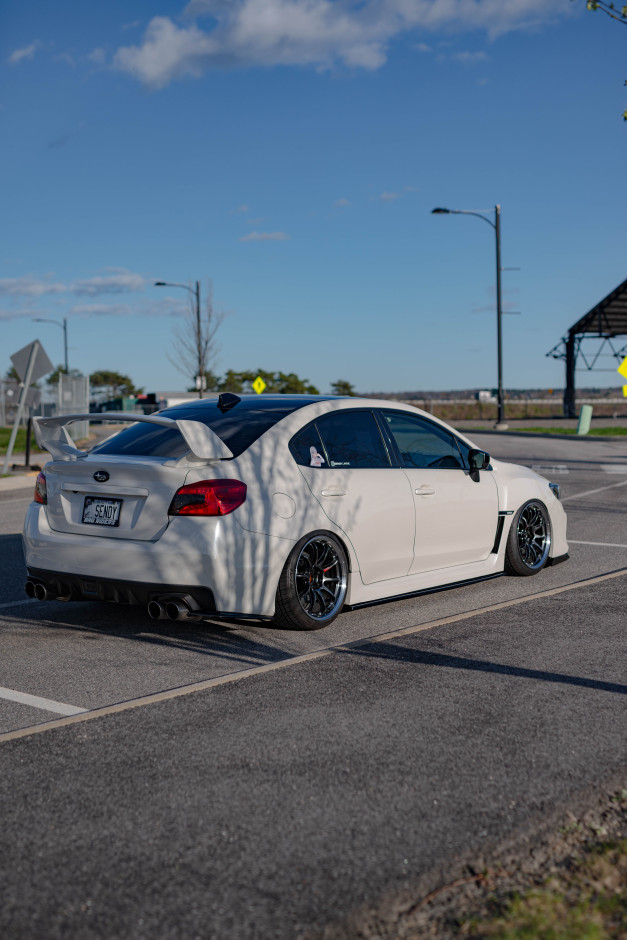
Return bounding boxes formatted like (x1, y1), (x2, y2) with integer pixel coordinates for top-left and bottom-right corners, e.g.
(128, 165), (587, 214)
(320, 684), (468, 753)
(82, 497), (122, 526)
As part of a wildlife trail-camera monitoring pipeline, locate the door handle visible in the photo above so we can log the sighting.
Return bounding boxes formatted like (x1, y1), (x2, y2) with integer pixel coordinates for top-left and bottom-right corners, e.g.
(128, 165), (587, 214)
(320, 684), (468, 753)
(415, 486), (436, 496)
(321, 488), (346, 497)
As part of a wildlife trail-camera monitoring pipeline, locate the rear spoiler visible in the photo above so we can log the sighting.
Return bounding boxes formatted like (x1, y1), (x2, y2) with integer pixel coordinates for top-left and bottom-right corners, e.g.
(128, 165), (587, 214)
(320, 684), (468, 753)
(32, 413), (234, 462)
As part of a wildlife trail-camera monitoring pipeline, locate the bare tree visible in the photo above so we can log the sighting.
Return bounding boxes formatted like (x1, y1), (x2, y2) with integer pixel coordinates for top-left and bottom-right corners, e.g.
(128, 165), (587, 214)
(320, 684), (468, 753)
(166, 281), (226, 397)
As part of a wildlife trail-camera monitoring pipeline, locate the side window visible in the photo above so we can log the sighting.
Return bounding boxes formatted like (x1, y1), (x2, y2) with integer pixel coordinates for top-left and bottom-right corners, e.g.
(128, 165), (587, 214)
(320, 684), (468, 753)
(290, 423), (328, 468)
(316, 411), (391, 469)
(382, 411), (464, 470)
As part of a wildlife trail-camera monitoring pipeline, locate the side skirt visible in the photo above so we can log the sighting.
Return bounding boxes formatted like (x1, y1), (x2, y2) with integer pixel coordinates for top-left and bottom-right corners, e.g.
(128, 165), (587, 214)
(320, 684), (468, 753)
(344, 572), (503, 612)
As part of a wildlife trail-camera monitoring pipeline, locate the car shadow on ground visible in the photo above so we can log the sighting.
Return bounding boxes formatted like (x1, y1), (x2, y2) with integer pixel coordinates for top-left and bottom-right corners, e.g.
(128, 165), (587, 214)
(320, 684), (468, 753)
(343, 641), (627, 696)
(1, 596), (294, 668)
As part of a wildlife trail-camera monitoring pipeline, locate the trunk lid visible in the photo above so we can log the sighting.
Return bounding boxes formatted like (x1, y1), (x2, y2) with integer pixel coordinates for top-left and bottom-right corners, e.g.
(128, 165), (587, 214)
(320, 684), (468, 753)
(43, 455), (189, 541)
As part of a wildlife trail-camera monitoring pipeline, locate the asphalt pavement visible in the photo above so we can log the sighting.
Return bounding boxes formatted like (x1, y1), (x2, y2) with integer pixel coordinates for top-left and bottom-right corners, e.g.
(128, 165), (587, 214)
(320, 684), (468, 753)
(0, 433), (625, 939)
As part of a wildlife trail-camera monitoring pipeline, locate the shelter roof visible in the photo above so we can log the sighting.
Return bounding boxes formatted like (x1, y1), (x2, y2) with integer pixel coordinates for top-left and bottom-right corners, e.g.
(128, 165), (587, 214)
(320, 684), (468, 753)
(568, 277), (627, 337)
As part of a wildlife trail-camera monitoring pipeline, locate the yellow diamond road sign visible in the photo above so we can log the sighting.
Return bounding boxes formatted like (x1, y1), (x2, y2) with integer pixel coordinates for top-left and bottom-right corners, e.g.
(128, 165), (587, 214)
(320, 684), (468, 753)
(252, 376), (266, 395)
(618, 355), (627, 397)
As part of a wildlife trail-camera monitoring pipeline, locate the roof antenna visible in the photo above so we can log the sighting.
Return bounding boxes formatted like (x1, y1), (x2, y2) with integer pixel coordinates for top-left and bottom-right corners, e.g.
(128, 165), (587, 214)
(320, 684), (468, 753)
(217, 392), (241, 413)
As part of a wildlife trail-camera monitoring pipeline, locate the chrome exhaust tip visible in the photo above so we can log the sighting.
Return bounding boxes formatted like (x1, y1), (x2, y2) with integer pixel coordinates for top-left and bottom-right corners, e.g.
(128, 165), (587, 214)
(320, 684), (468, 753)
(25, 580), (37, 599)
(165, 599), (190, 621)
(147, 600), (168, 620)
(33, 582), (49, 601)
(165, 599), (201, 622)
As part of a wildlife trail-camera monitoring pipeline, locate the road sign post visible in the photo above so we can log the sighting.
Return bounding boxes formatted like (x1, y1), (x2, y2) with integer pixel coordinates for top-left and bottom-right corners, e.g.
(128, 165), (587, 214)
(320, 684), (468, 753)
(2, 340), (53, 475)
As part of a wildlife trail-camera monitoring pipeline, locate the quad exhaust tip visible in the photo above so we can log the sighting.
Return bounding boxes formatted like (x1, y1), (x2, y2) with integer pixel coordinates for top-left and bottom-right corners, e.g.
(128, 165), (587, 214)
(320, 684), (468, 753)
(25, 580), (50, 601)
(147, 597), (200, 622)
(147, 600), (168, 620)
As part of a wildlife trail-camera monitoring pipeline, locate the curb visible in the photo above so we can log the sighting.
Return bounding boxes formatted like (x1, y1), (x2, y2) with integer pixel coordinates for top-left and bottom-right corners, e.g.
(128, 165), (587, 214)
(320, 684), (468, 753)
(0, 472), (38, 493)
(459, 429), (627, 442)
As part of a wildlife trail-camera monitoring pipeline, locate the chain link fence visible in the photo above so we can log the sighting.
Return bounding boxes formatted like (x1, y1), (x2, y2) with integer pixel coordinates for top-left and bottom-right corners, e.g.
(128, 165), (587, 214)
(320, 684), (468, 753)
(57, 374), (90, 441)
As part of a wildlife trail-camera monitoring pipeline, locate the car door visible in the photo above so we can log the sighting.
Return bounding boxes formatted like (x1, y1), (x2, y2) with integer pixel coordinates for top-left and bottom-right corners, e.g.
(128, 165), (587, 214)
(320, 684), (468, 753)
(291, 410), (415, 584)
(379, 410), (499, 574)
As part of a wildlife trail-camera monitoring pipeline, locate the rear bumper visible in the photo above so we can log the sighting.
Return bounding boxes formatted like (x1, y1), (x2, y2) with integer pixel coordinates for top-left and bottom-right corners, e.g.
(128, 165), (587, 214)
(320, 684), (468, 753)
(23, 503), (296, 617)
(25, 567), (216, 611)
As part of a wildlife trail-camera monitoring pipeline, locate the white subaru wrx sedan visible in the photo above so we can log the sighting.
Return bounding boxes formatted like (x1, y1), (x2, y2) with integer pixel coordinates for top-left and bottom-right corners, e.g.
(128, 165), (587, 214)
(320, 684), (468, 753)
(23, 394), (568, 630)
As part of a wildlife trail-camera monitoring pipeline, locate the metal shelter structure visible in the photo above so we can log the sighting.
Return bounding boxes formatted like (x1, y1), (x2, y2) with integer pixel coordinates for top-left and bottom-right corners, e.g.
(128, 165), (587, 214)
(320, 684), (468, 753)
(547, 277), (627, 417)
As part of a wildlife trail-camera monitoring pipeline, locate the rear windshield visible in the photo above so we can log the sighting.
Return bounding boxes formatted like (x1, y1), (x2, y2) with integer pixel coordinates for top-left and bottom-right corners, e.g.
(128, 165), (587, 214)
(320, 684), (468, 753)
(92, 398), (326, 459)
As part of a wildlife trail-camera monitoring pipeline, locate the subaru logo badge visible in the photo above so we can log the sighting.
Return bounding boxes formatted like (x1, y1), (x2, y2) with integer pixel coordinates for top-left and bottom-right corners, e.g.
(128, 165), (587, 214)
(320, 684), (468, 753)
(93, 470), (109, 483)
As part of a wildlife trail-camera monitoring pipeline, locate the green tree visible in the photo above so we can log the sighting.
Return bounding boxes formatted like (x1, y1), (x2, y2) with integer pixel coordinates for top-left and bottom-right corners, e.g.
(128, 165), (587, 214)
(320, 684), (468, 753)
(330, 379), (357, 396)
(90, 370), (143, 398)
(217, 370), (319, 394)
(5, 366), (39, 388)
(46, 365), (83, 386)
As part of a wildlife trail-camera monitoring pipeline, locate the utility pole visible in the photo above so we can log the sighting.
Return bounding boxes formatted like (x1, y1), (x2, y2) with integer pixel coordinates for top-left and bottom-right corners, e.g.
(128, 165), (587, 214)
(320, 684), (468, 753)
(431, 204), (507, 429)
(155, 279), (205, 399)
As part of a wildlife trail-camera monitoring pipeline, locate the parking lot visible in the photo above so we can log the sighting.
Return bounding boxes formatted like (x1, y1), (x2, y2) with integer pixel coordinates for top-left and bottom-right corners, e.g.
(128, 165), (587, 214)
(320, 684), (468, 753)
(1, 431), (626, 938)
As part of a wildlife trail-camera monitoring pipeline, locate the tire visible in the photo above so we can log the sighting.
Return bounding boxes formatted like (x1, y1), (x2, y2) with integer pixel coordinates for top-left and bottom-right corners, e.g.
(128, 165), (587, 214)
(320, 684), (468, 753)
(274, 532), (348, 630)
(504, 500), (552, 576)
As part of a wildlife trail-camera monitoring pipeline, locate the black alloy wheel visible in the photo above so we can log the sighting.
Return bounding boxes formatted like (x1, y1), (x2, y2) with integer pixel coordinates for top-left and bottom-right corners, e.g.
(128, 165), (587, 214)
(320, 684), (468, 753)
(274, 532), (348, 630)
(505, 500), (552, 576)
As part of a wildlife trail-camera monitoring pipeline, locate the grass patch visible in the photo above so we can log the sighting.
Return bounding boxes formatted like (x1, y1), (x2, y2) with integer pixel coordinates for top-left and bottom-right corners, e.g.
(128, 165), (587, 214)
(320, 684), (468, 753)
(519, 426), (627, 437)
(461, 839), (627, 939)
(0, 427), (43, 455)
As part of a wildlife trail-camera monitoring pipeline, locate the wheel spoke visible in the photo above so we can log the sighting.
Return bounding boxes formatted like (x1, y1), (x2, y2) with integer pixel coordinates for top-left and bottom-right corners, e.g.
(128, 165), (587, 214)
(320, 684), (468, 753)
(293, 537), (347, 621)
(515, 502), (550, 570)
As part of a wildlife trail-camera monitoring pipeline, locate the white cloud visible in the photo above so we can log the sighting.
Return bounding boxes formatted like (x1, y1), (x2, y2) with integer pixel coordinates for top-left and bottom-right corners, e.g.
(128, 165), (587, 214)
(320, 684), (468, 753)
(449, 50), (488, 63)
(87, 48), (107, 64)
(246, 217), (265, 224)
(0, 276), (67, 297)
(55, 52), (76, 67)
(232, 203), (249, 213)
(68, 303), (134, 318)
(334, 197), (351, 207)
(113, 0), (572, 88)
(239, 231), (290, 241)
(0, 306), (40, 322)
(379, 191), (399, 202)
(7, 40), (42, 66)
(70, 272), (146, 296)
(0, 270), (146, 299)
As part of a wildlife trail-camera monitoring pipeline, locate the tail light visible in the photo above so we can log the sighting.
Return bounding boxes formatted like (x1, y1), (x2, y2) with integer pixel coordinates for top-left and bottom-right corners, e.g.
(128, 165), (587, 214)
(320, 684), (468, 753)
(168, 479), (247, 517)
(34, 471), (47, 505)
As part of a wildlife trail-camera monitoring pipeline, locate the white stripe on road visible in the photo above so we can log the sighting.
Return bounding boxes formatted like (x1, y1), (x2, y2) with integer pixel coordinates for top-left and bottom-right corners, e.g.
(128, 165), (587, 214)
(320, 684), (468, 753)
(0, 566), (625, 745)
(601, 465), (627, 474)
(562, 480), (627, 502)
(570, 540), (627, 549)
(0, 686), (86, 716)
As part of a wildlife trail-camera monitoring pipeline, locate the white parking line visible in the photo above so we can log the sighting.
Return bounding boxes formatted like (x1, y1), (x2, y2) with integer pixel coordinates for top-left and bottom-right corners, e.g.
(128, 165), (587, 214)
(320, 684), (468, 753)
(0, 686), (86, 716)
(569, 540), (627, 549)
(562, 480), (627, 502)
(1, 566), (625, 744)
(601, 465), (627, 474)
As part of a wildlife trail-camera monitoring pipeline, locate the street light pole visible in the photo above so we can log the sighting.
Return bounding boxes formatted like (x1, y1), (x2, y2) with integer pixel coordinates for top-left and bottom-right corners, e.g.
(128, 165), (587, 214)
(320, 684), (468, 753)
(155, 280), (204, 399)
(494, 205), (504, 426)
(32, 317), (69, 372)
(431, 205), (506, 428)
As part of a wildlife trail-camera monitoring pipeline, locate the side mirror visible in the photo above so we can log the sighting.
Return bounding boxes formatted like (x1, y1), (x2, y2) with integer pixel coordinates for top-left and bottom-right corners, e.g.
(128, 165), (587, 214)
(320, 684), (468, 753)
(468, 449), (490, 471)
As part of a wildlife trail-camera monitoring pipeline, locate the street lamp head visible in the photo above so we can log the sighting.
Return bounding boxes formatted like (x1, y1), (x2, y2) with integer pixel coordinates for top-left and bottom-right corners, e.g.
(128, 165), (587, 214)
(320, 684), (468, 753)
(154, 281), (167, 287)
(431, 207), (450, 214)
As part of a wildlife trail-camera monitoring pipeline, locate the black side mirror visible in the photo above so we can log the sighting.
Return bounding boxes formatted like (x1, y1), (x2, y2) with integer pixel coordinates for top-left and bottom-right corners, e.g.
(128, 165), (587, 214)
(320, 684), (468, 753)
(468, 449), (490, 471)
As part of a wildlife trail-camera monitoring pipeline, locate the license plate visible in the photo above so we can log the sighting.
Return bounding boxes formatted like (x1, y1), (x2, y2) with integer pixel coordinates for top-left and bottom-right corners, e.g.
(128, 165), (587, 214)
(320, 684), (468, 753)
(82, 497), (122, 527)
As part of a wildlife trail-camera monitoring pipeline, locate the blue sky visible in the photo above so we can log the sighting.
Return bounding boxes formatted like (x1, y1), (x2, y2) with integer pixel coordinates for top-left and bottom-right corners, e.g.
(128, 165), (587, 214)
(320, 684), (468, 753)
(1, 0), (625, 394)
